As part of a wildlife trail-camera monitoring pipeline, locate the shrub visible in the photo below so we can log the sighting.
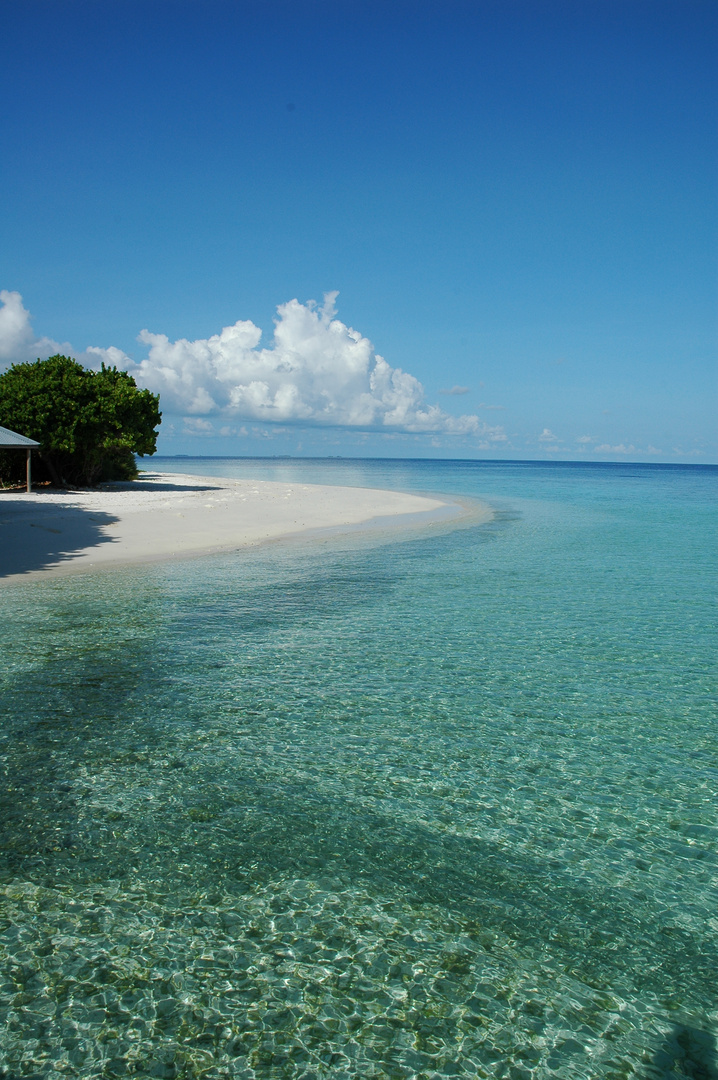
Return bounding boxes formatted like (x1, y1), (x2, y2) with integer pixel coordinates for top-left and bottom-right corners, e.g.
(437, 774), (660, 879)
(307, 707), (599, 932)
(0, 355), (161, 487)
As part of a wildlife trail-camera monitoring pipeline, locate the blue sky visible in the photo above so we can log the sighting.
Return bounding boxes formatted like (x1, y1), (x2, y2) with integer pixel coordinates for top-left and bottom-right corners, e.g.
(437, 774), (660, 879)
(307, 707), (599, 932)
(1, 0), (715, 461)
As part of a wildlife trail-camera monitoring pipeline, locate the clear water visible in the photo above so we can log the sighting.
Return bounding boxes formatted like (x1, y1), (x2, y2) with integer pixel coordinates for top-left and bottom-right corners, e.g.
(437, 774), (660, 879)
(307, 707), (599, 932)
(1, 459), (716, 1080)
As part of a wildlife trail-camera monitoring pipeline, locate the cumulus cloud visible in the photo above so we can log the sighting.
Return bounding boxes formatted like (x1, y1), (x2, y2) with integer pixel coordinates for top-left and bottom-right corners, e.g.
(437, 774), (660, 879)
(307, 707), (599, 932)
(538, 428), (560, 442)
(0, 290), (70, 364)
(88, 292), (505, 439)
(1, 289), (506, 440)
(182, 418), (215, 435)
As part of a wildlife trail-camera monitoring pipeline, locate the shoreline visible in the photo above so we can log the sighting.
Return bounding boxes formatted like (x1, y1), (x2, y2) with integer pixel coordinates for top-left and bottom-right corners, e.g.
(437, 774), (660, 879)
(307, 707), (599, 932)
(0, 471), (488, 583)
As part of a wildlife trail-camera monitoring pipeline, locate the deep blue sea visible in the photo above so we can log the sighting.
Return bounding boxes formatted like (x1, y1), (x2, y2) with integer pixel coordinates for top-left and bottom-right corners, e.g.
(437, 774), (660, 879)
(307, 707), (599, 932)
(1, 458), (717, 1079)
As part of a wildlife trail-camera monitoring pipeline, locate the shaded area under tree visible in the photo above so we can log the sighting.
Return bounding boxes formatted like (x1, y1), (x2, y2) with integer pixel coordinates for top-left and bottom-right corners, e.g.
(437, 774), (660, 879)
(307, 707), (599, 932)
(0, 496), (119, 577)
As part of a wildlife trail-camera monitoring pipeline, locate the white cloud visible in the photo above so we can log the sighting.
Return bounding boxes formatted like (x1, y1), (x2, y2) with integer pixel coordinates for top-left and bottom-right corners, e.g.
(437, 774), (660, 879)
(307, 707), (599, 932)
(1, 289), (507, 441)
(538, 428), (560, 442)
(576, 434), (594, 443)
(218, 424), (248, 438)
(593, 443), (637, 454)
(182, 417), (215, 435)
(0, 290), (69, 364)
(87, 292), (506, 439)
(0, 285), (511, 440)
(672, 446), (704, 457)
(438, 385), (470, 396)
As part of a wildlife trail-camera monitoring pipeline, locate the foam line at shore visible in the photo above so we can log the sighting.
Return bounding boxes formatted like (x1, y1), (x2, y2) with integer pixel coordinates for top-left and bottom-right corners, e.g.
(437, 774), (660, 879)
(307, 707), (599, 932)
(0, 471), (490, 582)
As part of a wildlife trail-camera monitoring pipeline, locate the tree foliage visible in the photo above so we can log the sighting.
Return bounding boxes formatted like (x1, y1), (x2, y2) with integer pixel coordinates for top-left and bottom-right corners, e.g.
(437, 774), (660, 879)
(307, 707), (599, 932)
(0, 355), (161, 487)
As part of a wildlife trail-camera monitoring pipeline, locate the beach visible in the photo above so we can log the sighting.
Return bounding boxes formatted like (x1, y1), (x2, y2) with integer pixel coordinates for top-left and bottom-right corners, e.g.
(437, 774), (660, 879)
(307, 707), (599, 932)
(0, 470), (466, 581)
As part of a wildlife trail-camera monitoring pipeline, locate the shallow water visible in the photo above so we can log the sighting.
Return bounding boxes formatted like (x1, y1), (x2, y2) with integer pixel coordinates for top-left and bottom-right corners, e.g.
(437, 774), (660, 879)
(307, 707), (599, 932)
(1, 459), (716, 1079)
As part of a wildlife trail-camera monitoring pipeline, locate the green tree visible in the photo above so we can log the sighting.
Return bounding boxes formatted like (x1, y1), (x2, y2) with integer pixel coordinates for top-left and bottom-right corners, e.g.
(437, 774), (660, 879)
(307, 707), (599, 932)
(0, 354), (161, 487)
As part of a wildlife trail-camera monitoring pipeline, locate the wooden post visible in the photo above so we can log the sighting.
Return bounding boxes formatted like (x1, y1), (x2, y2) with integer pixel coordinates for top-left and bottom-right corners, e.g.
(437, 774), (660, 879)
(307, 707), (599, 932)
(26, 448), (32, 493)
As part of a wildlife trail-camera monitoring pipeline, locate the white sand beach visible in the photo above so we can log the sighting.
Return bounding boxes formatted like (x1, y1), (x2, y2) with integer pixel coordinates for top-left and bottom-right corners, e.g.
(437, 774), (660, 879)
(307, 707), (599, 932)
(0, 471), (473, 582)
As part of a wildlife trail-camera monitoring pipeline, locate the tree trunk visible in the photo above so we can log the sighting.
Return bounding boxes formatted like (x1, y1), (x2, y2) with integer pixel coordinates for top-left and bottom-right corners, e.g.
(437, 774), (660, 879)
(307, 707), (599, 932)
(40, 452), (65, 487)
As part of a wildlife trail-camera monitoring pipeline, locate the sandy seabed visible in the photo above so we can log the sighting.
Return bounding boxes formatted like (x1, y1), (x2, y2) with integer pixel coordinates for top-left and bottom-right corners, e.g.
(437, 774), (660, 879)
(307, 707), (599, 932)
(0, 471), (473, 582)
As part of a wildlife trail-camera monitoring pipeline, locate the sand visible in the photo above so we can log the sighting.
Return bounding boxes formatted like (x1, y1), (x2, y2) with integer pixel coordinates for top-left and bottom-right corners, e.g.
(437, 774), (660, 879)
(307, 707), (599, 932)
(0, 471), (469, 582)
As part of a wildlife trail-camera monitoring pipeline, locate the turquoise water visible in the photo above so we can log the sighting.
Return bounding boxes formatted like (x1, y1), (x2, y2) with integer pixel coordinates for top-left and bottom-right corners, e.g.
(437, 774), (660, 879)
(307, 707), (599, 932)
(1, 458), (716, 1079)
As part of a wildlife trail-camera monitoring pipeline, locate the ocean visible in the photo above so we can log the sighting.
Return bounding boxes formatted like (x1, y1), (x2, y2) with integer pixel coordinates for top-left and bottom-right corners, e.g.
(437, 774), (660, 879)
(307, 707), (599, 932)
(1, 458), (716, 1079)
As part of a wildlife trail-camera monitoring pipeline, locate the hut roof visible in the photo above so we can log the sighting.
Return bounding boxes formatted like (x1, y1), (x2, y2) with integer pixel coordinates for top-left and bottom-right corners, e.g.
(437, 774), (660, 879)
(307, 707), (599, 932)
(0, 425), (41, 448)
